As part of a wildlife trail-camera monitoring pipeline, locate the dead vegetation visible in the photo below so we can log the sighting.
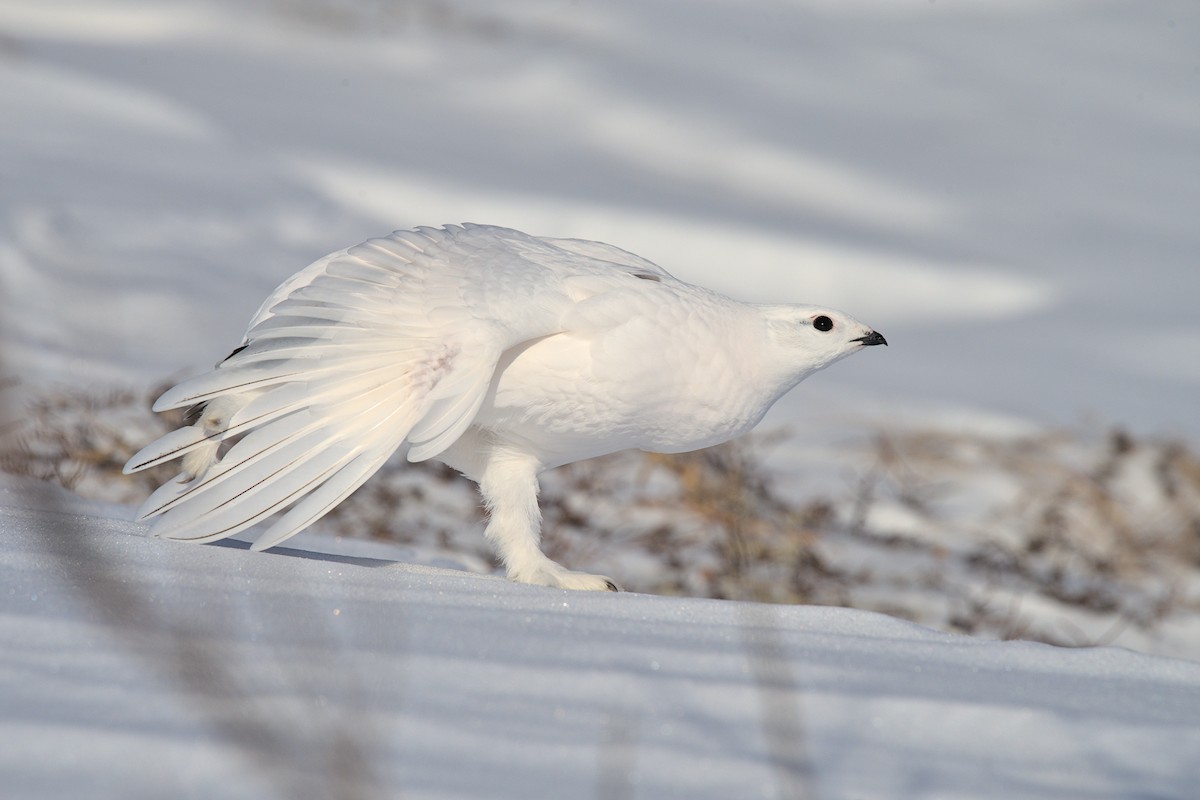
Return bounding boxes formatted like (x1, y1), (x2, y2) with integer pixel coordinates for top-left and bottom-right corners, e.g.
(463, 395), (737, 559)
(4, 384), (1199, 656)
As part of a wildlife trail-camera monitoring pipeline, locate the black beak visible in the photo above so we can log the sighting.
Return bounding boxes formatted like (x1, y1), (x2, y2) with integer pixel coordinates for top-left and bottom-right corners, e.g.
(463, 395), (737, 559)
(853, 331), (888, 347)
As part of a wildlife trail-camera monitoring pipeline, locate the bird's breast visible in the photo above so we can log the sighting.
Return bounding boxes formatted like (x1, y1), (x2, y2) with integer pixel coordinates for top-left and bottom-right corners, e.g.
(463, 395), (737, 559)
(473, 309), (772, 466)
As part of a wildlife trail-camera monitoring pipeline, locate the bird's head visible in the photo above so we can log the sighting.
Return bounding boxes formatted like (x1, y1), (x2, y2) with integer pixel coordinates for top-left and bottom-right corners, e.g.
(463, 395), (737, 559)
(760, 304), (887, 384)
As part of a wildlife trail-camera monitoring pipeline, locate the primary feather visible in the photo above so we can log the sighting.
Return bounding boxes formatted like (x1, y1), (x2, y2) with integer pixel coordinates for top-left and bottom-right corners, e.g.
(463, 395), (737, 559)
(126, 223), (886, 590)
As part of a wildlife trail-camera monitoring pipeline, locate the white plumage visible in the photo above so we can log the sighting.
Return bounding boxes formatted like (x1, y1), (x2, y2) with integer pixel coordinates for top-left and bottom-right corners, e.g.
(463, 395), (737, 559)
(125, 224), (886, 590)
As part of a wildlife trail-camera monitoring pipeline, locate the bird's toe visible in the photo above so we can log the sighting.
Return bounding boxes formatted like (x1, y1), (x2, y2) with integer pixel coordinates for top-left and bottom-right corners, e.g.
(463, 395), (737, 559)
(510, 561), (620, 592)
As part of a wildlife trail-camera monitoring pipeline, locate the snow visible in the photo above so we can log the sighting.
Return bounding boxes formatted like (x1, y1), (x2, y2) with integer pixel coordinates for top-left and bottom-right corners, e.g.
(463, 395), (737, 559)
(3, 0), (1200, 796)
(4, 474), (1200, 799)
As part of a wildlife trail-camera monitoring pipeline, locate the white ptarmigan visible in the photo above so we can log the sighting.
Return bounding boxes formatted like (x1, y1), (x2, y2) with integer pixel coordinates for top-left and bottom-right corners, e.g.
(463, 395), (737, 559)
(124, 224), (886, 591)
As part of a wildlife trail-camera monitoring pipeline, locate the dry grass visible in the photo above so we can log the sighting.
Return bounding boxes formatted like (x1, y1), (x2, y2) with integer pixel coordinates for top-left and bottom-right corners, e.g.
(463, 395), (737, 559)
(1, 385), (180, 501)
(847, 425), (1200, 642)
(4, 384), (1199, 654)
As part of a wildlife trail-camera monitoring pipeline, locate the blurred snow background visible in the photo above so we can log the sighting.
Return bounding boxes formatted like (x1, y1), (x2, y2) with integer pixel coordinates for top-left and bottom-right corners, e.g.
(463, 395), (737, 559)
(2, 0), (1197, 438)
(2, 2), (1200, 796)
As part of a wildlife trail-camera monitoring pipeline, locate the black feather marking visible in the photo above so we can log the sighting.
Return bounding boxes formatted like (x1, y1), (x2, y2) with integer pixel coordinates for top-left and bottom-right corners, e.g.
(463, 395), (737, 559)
(220, 344), (249, 364)
(183, 402), (207, 426)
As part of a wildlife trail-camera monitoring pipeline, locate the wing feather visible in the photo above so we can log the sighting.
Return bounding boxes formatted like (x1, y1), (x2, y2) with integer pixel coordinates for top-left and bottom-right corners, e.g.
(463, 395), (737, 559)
(142, 360), (421, 516)
(124, 426), (213, 474)
(126, 224), (674, 550)
(405, 373), (491, 463)
(248, 448), (392, 551)
(153, 364), (310, 411)
(150, 438), (357, 542)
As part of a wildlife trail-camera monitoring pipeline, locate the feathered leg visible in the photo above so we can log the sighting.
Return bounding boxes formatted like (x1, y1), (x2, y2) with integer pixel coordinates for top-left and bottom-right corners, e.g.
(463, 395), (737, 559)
(446, 433), (618, 591)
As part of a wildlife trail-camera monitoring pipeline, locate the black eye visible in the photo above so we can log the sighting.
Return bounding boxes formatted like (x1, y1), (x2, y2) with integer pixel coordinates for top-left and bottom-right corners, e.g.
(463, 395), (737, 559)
(813, 315), (833, 332)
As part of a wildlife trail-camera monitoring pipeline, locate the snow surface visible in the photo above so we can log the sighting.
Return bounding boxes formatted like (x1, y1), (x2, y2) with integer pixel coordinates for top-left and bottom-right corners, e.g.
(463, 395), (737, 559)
(4, 475), (1200, 800)
(3, 1), (1200, 796)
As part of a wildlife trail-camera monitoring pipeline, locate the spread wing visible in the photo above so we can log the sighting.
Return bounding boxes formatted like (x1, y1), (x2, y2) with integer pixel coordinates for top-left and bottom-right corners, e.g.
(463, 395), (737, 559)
(123, 224), (670, 550)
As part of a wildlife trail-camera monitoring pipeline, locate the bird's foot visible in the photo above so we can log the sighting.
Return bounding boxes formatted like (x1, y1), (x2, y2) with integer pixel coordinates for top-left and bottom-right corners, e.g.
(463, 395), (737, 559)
(509, 561), (620, 592)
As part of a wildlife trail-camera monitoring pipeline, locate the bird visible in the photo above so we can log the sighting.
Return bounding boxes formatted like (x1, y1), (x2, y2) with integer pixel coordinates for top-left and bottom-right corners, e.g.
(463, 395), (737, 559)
(124, 224), (886, 591)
